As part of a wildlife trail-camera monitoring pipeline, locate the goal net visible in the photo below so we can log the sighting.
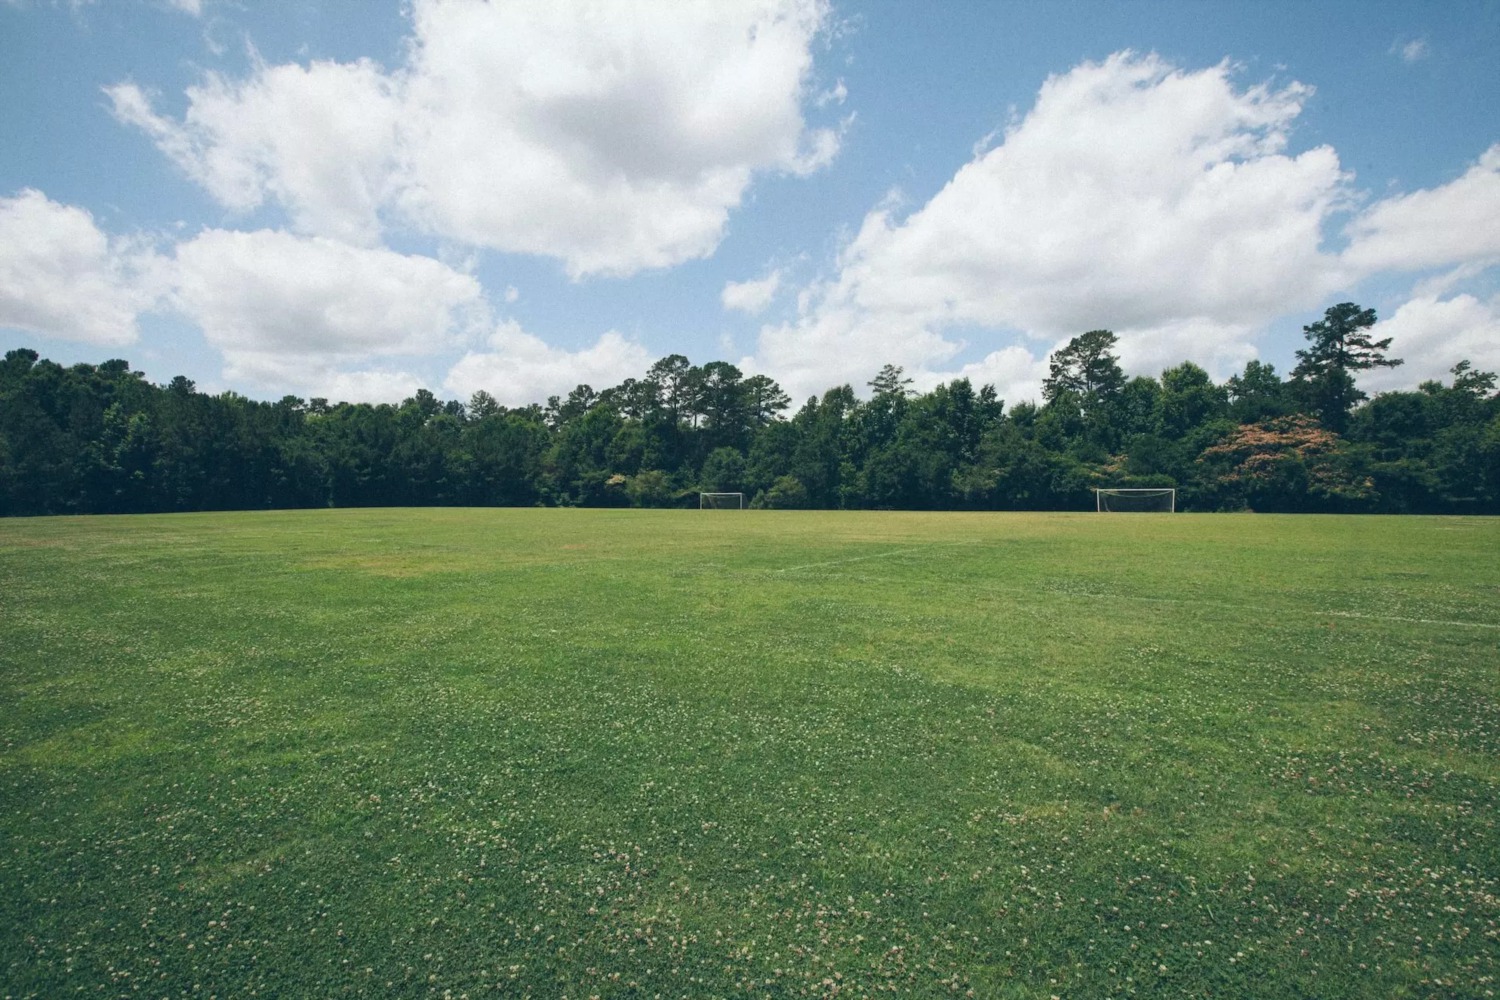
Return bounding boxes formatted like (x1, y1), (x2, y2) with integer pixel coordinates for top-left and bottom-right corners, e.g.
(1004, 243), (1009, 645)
(699, 492), (745, 510)
(1095, 488), (1176, 513)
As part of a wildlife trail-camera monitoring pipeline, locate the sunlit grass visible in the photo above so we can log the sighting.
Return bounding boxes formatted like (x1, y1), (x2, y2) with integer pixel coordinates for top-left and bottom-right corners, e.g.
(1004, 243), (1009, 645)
(2, 509), (1497, 998)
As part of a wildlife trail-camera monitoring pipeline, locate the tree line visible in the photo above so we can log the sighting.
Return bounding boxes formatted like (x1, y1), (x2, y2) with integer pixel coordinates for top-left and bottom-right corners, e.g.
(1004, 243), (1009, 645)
(2, 303), (1497, 516)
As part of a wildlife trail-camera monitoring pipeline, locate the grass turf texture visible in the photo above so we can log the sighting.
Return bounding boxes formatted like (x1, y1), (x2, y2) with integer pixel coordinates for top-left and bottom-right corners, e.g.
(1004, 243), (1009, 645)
(1, 510), (1497, 999)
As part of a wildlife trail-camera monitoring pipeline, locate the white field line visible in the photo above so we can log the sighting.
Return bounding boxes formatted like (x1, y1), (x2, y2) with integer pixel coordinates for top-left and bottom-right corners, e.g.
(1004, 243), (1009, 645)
(766, 542), (1500, 630)
(1038, 590), (1500, 630)
(1323, 609), (1500, 630)
(1072, 591), (1500, 631)
(1037, 589), (1500, 632)
(771, 543), (963, 574)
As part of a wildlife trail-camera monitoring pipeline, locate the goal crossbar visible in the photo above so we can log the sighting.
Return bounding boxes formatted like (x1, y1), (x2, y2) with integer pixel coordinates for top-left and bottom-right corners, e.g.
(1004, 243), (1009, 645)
(1095, 487), (1175, 513)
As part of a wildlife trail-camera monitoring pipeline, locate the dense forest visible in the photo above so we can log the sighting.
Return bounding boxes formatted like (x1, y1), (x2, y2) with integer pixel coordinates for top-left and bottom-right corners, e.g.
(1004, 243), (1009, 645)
(3, 303), (1498, 516)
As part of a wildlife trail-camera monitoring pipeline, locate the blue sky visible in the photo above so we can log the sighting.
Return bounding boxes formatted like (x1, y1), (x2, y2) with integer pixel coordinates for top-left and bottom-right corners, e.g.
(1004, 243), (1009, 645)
(3, 0), (1498, 407)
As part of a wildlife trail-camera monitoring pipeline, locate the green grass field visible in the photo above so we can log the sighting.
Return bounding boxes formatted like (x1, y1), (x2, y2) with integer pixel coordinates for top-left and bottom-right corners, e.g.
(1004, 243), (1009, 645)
(2, 509), (1497, 999)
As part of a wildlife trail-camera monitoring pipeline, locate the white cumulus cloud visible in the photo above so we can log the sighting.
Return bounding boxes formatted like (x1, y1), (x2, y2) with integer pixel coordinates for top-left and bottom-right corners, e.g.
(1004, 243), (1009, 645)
(109, 0), (838, 278)
(945, 346), (1052, 409)
(445, 320), (652, 407)
(1361, 292), (1500, 393)
(171, 228), (485, 391)
(0, 189), (166, 346)
(108, 59), (402, 247)
(752, 52), (1351, 403)
(722, 270), (783, 314)
(316, 369), (429, 405)
(1342, 145), (1500, 274)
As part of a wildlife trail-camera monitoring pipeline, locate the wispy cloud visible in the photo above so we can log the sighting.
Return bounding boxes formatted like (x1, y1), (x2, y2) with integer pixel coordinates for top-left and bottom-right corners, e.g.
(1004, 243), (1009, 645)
(1393, 37), (1430, 64)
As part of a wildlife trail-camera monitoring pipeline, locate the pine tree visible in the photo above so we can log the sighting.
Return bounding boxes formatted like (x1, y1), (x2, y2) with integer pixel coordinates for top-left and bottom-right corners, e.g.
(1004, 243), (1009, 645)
(868, 364), (914, 398)
(1291, 302), (1401, 432)
(1042, 330), (1126, 404)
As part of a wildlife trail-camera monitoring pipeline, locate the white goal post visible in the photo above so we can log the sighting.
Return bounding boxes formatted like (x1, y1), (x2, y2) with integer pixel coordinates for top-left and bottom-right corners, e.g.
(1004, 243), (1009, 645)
(1095, 487), (1176, 513)
(699, 492), (745, 510)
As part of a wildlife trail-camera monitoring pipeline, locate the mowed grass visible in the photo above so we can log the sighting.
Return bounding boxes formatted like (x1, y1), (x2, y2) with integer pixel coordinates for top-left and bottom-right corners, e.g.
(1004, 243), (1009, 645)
(1, 509), (1497, 999)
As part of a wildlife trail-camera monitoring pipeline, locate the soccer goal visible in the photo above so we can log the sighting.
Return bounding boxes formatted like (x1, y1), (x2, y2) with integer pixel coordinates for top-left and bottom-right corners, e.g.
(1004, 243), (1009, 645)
(1095, 487), (1176, 513)
(699, 492), (745, 510)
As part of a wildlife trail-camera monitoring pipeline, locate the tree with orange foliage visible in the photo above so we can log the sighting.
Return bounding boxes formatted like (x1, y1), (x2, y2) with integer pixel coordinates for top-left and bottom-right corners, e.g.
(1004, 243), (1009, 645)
(1196, 414), (1376, 512)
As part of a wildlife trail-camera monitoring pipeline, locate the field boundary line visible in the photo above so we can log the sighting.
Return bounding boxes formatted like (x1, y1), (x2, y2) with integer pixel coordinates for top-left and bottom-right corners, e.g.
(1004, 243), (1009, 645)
(1108, 593), (1500, 630)
(1081, 591), (1500, 631)
(1322, 609), (1500, 630)
(761, 540), (1500, 630)
(1068, 591), (1500, 630)
(771, 543), (963, 574)
(800, 568), (1500, 631)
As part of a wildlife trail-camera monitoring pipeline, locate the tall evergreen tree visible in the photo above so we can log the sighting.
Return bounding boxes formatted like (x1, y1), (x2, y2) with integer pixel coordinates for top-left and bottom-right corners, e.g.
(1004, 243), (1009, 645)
(1042, 330), (1126, 405)
(868, 363), (915, 398)
(1291, 302), (1401, 433)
